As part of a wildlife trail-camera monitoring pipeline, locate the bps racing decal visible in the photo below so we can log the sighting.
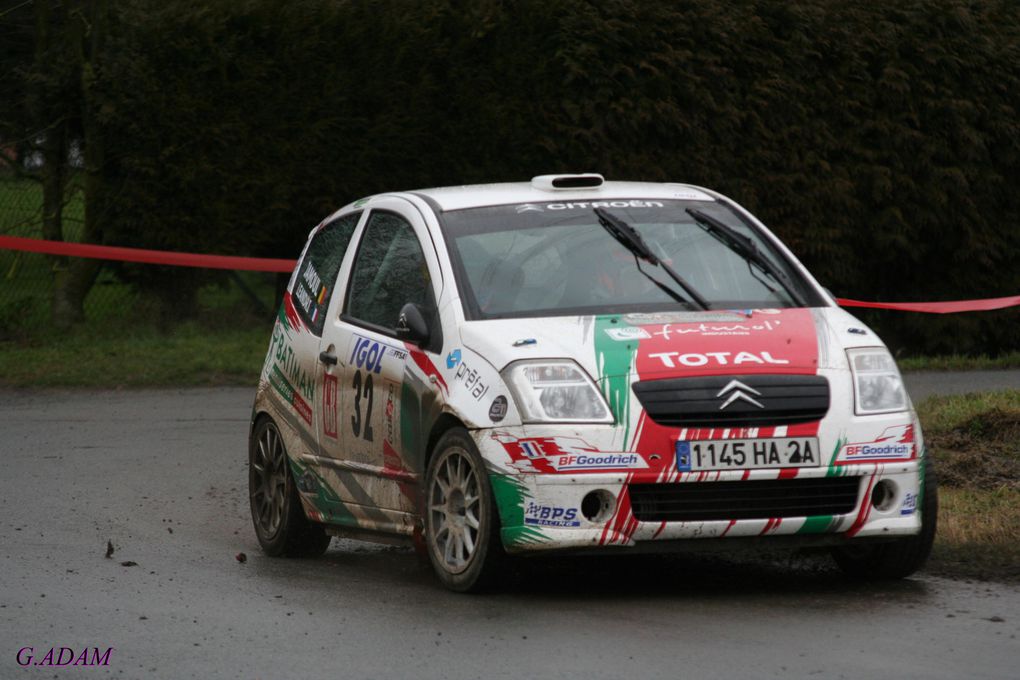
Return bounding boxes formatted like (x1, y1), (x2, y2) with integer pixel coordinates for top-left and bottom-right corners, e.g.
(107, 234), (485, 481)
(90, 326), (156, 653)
(524, 502), (581, 527)
(901, 491), (918, 516)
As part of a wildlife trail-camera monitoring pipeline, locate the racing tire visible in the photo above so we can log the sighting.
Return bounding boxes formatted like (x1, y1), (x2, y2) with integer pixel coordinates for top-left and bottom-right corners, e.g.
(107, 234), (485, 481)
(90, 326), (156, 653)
(832, 457), (938, 579)
(249, 417), (331, 558)
(424, 428), (505, 592)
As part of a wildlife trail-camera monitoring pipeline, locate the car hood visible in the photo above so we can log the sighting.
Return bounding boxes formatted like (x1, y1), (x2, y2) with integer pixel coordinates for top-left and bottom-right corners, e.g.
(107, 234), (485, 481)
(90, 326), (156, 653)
(458, 307), (867, 383)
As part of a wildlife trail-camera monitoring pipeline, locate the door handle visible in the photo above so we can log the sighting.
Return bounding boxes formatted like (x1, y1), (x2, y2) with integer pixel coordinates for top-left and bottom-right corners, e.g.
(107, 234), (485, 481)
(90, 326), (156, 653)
(318, 351), (338, 366)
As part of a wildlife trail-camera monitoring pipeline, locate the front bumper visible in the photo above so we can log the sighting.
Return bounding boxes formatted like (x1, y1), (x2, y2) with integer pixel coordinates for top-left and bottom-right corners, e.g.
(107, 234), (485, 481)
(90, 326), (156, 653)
(475, 428), (925, 555)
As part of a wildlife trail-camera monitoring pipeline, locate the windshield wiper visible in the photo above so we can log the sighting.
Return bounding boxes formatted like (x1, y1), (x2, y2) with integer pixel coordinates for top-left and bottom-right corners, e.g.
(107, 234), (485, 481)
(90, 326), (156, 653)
(594, 208), (709, 310)
(685, 208), (808, 307)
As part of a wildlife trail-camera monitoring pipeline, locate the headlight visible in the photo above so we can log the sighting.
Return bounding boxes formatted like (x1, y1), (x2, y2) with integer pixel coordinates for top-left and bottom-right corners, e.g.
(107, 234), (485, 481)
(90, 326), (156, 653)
(503, 360), (614, 423)
(847, 347), (908, 415)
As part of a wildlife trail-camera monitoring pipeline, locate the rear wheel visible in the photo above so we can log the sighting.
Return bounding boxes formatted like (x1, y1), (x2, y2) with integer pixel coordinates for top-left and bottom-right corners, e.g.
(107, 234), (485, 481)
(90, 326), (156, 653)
(424, 428), (504, 592)
(249, 417), (331, 557)
(832, 457), (938, 579)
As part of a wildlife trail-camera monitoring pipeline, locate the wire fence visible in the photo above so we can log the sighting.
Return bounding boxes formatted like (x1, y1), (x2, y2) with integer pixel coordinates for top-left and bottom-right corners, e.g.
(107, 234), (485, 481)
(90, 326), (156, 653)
(0, 175), (280, 339)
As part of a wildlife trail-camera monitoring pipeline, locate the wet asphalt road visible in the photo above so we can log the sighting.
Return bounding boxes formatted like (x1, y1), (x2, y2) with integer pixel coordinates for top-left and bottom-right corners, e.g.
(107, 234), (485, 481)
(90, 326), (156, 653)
(1, 375), (1018, 679)
(903, 369), (1020, 402)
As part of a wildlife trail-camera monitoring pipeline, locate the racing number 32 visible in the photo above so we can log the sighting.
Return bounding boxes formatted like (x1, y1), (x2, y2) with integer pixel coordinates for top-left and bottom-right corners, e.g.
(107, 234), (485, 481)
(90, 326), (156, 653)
(351, 370), (374, 441)
(350, 373), (375, 442)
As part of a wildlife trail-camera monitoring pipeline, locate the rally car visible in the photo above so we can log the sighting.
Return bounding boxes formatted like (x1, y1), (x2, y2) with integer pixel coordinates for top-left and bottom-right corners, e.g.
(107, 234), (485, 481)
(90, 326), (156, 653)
(249, 173), (936, 591)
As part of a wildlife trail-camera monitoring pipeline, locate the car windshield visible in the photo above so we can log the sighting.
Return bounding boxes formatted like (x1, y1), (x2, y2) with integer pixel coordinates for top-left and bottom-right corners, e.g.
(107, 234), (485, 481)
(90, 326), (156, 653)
(440, 199), (817, 320)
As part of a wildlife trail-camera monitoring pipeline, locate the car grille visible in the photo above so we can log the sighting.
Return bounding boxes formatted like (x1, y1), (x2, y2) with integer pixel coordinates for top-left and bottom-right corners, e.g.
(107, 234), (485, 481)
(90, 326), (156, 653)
(629, 477), (860, 522)
(632, 374), (830, 426)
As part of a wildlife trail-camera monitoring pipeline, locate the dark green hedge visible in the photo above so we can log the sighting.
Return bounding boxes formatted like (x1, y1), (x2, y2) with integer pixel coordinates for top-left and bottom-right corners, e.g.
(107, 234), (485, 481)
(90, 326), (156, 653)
(90, 0), (1019, 353)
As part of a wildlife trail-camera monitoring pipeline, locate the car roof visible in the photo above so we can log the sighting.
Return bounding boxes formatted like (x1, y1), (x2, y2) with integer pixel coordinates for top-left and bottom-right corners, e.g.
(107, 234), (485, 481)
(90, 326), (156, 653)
(406, 179), (717, 212)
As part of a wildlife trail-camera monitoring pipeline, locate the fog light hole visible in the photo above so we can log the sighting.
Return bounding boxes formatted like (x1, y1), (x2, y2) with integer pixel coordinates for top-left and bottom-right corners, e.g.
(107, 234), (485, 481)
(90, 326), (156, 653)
(871, 480), (898, 512)
(581, 490), (615, 523)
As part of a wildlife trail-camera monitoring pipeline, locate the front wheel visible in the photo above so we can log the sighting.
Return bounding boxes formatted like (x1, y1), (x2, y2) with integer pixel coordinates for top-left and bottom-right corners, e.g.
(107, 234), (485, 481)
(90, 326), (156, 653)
(249, 417), (331, 558)
(832, 457), (938, 579)
(424, 428), (504, 592)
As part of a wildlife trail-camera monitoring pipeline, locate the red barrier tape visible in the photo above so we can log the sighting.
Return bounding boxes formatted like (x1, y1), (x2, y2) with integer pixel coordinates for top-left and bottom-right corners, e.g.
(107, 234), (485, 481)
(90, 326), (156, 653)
(0, 235), (295, 273)
(2, 236), (1018, 313)
(835, 296), (1020, 314)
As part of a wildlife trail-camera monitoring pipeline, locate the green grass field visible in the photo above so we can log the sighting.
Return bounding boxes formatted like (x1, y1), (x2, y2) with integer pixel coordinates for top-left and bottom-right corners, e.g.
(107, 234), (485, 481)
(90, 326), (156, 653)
(0, 322), (269, 387)
(898, 353), (1020, 372)
(919, 390), (1020, 581)
(1, 176), (278, 346)
(0, 175), (85, 237)
(1, 175), (106, 336)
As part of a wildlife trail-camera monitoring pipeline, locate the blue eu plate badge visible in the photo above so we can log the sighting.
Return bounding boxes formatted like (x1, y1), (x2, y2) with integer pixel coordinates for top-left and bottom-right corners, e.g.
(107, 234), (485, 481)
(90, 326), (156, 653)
(675, 441), (692, 472)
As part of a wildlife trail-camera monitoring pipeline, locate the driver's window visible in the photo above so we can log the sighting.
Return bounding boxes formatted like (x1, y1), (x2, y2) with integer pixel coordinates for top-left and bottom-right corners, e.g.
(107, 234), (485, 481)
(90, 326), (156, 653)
(345, 210), (434, 331)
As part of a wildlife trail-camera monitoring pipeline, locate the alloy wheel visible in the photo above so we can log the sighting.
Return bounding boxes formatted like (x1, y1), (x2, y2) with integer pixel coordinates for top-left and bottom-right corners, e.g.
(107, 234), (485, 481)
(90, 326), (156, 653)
(428, 448), (482, 574)
(251, 423), (287, 538)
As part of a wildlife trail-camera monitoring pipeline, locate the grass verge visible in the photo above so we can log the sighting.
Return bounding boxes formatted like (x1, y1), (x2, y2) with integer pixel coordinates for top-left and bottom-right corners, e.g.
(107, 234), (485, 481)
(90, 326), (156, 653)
(899, 352), (1020, 372)
(0, 323), (267, 387)
(918, 390), (1020, 582)
(932, 488), (1020, 582)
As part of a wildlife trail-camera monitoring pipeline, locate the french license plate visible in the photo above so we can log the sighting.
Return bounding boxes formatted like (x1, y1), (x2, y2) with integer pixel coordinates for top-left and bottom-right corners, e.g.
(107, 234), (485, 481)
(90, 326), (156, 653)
(675, 437), (820, 472)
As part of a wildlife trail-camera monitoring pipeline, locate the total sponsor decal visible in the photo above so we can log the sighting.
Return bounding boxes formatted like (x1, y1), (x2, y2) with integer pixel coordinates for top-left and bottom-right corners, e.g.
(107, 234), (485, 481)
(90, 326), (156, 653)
(524, 502), (581, 528)
(349, 334), (407, 374)
(625, 307), (818, 378)
(648, 350), (790, 369)
(494, 433), (648, 473)
(839, 425), (916, 463)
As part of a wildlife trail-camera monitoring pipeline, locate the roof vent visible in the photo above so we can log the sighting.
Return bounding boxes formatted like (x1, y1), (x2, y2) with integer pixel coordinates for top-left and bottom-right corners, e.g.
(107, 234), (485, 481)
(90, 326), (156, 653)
(531, 173), (605, 191)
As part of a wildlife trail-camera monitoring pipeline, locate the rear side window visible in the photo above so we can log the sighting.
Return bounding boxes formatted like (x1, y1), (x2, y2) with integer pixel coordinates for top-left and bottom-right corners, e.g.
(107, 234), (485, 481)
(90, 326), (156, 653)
(345, 210), (434, 332)
(292, 212), (360, 335)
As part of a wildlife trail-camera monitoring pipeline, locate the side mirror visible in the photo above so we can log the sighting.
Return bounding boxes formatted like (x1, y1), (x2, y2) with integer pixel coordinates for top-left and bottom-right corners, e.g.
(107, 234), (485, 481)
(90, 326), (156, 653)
(395, 303), (430, 346)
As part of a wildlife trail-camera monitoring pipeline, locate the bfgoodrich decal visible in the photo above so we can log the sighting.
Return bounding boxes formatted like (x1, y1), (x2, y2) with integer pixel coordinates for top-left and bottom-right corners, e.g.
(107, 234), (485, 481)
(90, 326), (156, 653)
(494, 434), (648, 473)
(838, 425), (916, 462)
